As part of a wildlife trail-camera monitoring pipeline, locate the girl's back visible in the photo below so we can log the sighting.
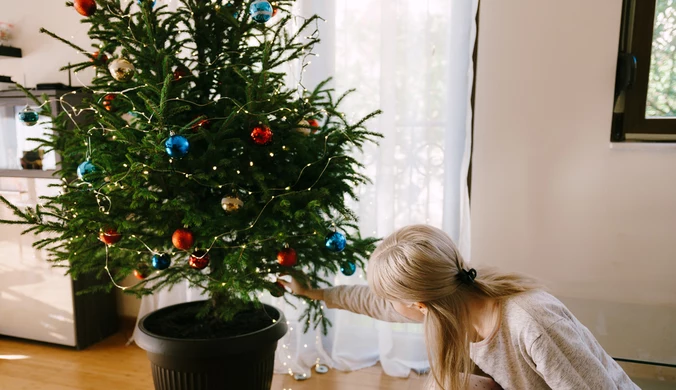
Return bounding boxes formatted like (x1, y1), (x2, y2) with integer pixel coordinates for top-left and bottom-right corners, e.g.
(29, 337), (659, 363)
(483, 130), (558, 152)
(471, 289), (639, 389)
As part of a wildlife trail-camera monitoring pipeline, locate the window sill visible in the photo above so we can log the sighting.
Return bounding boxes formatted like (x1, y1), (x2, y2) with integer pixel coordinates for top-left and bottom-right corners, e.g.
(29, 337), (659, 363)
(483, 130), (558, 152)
(610, 142), (676, 151)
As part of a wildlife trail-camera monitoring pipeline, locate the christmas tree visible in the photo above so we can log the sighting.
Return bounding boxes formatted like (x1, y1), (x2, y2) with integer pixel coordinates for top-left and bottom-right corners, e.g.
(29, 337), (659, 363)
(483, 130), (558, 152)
(0, 0), (380, 333)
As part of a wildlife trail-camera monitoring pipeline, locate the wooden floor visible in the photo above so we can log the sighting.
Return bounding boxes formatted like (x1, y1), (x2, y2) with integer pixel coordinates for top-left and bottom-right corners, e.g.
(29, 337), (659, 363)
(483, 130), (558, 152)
(0, 333), (427, 390)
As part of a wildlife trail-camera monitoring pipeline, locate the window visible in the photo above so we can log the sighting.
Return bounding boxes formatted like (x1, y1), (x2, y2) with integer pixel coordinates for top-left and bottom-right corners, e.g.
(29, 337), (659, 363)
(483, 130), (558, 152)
(612, 0), (676, 141)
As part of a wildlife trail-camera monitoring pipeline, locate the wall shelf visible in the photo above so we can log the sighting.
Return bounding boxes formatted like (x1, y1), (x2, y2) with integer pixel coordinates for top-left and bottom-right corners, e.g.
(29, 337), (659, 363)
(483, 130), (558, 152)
(0, 46), (22, 58)
(0, 170), (58, 179)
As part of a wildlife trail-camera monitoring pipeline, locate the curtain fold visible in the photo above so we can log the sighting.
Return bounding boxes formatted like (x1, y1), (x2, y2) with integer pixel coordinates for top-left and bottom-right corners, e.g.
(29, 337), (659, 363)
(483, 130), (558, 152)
(133, 0), (478, 379)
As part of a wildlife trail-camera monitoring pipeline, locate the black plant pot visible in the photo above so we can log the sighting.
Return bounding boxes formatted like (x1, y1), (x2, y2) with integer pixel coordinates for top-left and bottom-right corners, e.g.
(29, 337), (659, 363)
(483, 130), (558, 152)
(135, 301), (288, 390)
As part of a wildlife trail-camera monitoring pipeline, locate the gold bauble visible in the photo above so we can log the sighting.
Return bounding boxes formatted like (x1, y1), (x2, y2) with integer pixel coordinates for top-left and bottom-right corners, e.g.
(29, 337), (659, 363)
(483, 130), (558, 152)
(108, 58), (135, 82)
(221, 196), (244, 212)
(295, 119), (311, 136)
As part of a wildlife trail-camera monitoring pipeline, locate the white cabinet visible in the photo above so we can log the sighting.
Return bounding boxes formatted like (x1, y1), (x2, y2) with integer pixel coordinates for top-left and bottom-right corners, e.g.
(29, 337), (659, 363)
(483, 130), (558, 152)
(0, 89), (118, 349)
(0, 178), (77, 346)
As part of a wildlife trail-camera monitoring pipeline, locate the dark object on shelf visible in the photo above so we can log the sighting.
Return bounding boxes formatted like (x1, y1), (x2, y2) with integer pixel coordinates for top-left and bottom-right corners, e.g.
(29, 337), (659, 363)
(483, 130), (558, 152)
(21, 149), (44, 170)
(0, 75), (12, 83)
(135, 301), (288, 390)
(0, 45), (22, 58)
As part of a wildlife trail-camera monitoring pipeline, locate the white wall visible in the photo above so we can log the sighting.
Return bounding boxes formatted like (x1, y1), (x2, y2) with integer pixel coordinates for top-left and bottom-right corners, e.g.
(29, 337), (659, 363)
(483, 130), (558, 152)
(0, 0), (140, 318)
(472, 0), (676, 364)
(0, 0), (95, 87)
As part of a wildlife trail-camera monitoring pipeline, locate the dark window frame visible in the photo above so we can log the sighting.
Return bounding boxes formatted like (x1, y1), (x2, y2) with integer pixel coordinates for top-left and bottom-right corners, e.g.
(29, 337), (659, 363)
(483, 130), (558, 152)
(468, 1), (480, 198)
(612, 0), (676, 142)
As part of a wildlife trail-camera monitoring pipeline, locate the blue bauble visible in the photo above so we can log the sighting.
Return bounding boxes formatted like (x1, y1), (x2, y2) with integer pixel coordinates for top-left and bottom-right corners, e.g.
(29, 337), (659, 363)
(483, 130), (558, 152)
(152, 253), (171, 270)
(76, 160), (97, 181)
(165, 135), (190, 158)
(340, 261), (357, 276)
(137, 0), (156, 7)
(18, 107), (39, 127)
(325, 231), (347, 252)
(250, 0), (272, 23)
(226, 2), (240, 18)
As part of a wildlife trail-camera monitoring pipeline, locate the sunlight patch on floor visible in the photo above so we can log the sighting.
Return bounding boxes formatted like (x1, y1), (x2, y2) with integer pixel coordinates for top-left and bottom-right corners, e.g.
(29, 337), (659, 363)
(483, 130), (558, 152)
(0, 354), (30, 360)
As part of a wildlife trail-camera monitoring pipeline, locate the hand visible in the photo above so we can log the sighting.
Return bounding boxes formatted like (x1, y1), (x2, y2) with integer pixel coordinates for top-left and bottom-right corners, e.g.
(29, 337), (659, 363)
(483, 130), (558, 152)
(278, 275), (324, 301)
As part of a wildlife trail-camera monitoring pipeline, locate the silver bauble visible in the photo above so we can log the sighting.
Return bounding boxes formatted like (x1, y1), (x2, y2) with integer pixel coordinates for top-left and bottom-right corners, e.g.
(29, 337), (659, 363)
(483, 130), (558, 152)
(108, 58), (135, 82)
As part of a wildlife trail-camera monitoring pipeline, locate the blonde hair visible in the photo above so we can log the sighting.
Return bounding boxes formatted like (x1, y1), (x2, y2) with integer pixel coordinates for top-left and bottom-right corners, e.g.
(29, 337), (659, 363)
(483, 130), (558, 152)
(367, 225), (538, 390)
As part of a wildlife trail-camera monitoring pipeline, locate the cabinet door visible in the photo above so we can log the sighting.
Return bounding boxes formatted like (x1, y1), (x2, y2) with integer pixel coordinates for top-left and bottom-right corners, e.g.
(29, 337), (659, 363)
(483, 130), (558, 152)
(0, 178), (76, 346)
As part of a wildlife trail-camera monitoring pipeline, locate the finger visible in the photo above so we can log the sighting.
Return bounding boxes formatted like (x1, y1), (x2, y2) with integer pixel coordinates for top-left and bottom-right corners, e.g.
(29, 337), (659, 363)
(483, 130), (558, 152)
(277, 279), (291, 288)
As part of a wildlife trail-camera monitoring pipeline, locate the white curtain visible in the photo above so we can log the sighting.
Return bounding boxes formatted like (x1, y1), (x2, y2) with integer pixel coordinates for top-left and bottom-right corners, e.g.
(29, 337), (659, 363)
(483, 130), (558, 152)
(134, 0), (477, 380)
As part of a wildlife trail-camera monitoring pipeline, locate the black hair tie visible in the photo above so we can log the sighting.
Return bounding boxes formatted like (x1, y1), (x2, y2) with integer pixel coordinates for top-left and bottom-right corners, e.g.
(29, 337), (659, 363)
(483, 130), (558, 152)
(459, 268), (477, 284)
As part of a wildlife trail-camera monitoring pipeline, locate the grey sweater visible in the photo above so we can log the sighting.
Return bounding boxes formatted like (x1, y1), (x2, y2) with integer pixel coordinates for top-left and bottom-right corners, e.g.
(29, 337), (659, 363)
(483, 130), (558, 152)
(324, 285), (640, 390)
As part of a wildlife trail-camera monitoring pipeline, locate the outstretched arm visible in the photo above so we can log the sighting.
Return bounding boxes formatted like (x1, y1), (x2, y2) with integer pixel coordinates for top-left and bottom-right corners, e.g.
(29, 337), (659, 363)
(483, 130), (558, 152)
(323, 285), (417, 323)
(279, 277), (415, 323)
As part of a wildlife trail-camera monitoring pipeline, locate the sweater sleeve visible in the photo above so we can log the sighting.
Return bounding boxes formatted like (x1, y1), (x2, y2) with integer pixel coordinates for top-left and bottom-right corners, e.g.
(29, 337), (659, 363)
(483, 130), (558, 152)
(323, 285), (416, 323)
(529, 319), (640, 390)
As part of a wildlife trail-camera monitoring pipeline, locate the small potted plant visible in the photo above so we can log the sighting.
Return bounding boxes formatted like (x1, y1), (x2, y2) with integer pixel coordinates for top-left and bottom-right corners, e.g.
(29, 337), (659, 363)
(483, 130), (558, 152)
(0, 22), (14, 46)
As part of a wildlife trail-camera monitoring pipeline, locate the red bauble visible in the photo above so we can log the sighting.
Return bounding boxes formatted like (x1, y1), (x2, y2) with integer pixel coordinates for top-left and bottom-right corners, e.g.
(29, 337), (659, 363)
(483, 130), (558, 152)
(91, 50), (108, 63)
(173, 66), (189, 81)
(189, 250), (210, 270)
(277, 247), (297, 267)
(251, 125), (273, 145)
(191, 117), (210, 133)
(172, 228), (194, 250)
(307, 118), (319, 128)
(272, 7), (278, 17)
(99, 228), (122, 245)
(133, 267), (151, 280)
(103, 94), (115, 112)
(271, 281), (285, 297)
(74, 0), (97, 16)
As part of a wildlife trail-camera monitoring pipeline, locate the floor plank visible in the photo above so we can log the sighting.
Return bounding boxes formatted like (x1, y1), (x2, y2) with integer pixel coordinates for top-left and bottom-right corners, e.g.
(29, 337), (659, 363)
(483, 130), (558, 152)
(0, 333), (427, 390)
(4, 333), (670, 390)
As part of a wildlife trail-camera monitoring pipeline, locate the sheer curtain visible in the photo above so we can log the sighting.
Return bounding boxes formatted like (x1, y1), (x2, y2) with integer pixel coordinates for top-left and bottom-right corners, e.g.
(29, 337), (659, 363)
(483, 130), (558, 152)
(133, 0), (477, 379)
